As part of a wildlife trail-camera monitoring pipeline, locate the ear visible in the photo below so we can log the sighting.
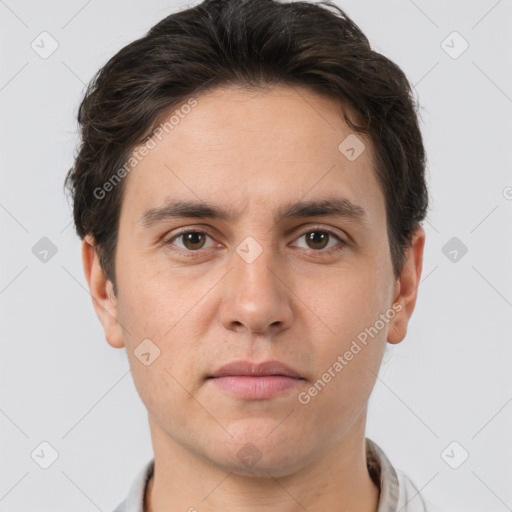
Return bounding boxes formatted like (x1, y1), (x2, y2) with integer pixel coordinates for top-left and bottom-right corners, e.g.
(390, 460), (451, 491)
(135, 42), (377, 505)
(387, 225), (426, 345)
(81, 235), (125, 348)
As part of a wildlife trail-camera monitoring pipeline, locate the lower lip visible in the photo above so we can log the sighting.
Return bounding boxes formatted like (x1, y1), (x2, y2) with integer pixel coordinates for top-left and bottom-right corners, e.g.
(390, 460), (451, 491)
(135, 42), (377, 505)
(208, 375), (304, 399)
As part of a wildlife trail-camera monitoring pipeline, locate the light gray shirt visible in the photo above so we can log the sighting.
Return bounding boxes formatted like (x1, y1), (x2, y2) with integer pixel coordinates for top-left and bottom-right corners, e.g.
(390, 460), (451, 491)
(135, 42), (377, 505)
(113, 437), (432, 511)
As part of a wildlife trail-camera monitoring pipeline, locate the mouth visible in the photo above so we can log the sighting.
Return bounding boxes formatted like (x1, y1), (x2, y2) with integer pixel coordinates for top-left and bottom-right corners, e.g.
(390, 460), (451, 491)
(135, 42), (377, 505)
(206, 360), (306, 400)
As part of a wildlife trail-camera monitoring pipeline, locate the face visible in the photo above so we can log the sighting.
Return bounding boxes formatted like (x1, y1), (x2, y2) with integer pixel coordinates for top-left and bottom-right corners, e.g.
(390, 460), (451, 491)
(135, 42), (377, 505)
(83, 84), (424, 477)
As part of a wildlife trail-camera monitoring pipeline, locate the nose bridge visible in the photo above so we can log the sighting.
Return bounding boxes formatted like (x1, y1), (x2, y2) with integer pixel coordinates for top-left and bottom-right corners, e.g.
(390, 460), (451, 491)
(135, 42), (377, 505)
(219, 234), (293, 334)
(234, 235), (277, 293)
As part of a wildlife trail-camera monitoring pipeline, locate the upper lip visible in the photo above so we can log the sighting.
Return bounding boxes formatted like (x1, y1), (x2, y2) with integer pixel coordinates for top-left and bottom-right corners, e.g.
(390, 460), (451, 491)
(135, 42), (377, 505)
(208, 360), (303, 379)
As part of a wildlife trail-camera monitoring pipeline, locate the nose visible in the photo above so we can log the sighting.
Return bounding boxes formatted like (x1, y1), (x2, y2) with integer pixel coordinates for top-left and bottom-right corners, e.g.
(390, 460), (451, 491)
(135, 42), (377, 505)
(218, 243), (294, 337)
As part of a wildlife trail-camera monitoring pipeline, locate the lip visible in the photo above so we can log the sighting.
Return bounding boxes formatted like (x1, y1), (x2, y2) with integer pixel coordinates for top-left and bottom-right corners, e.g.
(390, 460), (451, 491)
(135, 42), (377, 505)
(207, 360), (305, 400)
(208, 360), (303, 379)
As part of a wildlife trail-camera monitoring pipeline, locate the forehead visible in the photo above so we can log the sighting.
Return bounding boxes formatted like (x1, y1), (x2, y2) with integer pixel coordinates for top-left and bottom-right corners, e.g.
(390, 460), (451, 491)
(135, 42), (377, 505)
(120, 84), (384, 225)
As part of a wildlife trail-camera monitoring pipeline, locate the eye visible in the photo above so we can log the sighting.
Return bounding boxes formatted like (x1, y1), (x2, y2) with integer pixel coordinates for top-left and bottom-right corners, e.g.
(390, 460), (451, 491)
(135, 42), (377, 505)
(291, 228), (346, 253)
(164, 230), (216, 253)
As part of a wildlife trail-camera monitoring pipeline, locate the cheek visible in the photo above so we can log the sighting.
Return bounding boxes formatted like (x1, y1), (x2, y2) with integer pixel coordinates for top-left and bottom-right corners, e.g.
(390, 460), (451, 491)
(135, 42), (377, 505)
(296, 259), (389, 405)
(298, 336), (385, 440)
(115, 249), (188, 338)
(124, 331), (202, 432)
(302, 258), (390, 345)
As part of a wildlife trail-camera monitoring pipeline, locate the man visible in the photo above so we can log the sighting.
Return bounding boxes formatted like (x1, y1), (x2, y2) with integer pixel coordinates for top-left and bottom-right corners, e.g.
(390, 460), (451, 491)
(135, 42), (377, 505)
(64, 0), (432, 510)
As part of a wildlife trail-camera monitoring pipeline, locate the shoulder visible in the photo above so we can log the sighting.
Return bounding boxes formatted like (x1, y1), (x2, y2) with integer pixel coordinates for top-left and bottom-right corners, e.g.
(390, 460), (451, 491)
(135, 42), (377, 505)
(366, 438), (438, 512)
(395, 469), (440, 512)
(111, 459), (154, 512)
(114, 500), (126, 512)
(112, 499), (127, 512)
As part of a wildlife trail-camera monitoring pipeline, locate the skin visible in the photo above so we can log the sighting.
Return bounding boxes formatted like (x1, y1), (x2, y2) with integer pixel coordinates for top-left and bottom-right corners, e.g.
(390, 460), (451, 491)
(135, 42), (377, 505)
(82, 84), (425, 512)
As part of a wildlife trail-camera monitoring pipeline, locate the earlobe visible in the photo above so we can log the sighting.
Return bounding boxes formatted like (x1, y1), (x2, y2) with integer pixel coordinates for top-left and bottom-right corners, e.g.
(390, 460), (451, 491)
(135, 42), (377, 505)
(387, 225), (426, 345)
(81, 235), (125, 349)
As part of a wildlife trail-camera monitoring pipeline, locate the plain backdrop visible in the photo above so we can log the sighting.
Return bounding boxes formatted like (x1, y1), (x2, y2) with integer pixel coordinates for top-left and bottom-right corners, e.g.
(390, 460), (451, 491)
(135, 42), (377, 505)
(0, 0), (511, 511)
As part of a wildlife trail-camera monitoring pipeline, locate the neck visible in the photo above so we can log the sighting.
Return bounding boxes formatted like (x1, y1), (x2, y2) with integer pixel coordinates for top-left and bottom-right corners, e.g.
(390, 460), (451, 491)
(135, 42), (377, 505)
(144, 412), (380, 512)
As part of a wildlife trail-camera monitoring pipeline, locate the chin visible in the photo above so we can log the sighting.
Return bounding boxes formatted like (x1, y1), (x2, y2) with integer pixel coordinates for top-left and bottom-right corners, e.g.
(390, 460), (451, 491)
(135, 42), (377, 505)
(204, 430), (313, 478)
(214, 451), (307, 478)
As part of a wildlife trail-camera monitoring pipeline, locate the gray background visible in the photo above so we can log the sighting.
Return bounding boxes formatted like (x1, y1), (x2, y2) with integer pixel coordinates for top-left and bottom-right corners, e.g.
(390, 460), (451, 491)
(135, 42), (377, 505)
(1, 0), (511, 511)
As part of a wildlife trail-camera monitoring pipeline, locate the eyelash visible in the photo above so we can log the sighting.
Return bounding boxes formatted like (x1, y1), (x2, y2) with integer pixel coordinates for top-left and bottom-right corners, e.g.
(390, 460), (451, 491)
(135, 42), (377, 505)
(162, 226), (347, 258)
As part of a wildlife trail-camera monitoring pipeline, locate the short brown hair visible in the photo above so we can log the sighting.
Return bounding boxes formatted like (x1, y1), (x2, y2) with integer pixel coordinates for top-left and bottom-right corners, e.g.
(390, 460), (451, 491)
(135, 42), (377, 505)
(64, 0), (428, 294)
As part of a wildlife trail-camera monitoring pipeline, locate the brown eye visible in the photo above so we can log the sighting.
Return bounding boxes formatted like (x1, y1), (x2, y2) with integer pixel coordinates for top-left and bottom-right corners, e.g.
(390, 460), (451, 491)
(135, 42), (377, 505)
(166, 230), (215, 252)
(292, 228), (346, 253)
(304, 231), (330, 250)
(181, 232), (207, 250)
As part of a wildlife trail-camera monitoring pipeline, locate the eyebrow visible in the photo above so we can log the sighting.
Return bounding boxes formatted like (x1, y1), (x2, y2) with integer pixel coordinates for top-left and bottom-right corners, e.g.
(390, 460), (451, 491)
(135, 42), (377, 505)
(138, 197), (369, 228)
